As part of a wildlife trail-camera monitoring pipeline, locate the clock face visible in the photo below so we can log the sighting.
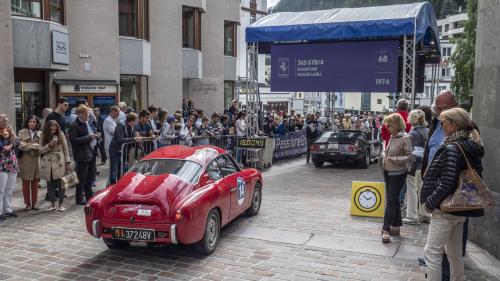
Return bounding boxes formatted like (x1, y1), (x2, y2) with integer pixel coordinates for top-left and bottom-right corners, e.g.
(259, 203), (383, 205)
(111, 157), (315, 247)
(358, 190), (377, 209)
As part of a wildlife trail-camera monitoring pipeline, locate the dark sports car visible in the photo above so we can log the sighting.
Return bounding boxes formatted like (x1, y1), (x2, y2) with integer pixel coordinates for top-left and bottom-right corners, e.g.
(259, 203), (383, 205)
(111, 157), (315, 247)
(310, 130), (382, 168)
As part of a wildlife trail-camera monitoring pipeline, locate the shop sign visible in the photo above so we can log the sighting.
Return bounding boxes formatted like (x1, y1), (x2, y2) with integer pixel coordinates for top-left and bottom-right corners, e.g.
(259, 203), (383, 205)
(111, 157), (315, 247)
(52, 31), (69, 65)
(60, 84), (117, 93)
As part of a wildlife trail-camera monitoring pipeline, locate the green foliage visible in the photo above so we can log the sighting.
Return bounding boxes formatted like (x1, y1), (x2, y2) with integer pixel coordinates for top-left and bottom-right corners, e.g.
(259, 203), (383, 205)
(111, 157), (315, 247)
(271, 0), (467, 19)
(450, 0), (477, 102)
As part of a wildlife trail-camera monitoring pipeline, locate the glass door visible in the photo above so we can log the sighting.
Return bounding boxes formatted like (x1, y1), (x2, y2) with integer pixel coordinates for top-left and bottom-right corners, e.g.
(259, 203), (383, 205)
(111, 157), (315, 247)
(15, 82), (46, 130)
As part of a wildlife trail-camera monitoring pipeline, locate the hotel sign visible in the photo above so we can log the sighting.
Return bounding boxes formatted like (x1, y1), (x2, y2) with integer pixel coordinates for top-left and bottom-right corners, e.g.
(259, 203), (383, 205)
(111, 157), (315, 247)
(52, 30), (69, 65)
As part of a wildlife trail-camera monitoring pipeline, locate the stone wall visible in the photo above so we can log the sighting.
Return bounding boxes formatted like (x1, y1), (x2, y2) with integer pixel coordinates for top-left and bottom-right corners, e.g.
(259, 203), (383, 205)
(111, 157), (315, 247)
(470, 0), (500, 260)
(0, 1), (16, 129)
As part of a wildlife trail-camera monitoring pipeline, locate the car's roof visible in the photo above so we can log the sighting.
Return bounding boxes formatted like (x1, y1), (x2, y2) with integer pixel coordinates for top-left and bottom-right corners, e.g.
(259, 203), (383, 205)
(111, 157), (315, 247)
(142, 145), (226, 166)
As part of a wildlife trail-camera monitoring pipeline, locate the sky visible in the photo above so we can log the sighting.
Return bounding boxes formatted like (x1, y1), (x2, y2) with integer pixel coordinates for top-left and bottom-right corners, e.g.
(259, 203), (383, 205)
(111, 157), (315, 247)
(268, 0), (279, 8)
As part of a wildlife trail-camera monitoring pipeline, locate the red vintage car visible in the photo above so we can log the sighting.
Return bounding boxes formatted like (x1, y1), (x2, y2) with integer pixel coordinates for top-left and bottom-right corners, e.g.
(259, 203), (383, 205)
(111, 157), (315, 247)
(84, 145), (263, 254)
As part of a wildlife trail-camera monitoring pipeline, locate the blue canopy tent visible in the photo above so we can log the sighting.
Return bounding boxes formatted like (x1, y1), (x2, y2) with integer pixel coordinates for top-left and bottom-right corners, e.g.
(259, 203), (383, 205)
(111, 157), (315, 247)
(246, 2), (440, 51)
(240, 3), (441, 129)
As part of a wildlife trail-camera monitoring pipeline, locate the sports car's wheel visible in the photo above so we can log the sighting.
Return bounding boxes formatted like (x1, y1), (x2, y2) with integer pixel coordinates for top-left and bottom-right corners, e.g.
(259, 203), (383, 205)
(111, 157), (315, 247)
(359, 151), (369, 169)
(103, 238), (128, 249)
(194, 209), (220, 255)
(246, 183), (262, 217)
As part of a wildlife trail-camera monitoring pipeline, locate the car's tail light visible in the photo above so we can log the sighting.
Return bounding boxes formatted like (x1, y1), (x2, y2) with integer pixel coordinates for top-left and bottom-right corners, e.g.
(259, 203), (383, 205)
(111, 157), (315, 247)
(174, 210), (183, 222)
(310, 144), (320, 151)
(347, 145), (358, 152)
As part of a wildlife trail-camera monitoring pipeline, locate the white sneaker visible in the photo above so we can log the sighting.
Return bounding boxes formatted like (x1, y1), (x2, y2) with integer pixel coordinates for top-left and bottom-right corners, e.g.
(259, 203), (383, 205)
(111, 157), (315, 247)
(48, 206), (57, 211)
(57, 206), (66, 212)
(402, 217), (420, 225)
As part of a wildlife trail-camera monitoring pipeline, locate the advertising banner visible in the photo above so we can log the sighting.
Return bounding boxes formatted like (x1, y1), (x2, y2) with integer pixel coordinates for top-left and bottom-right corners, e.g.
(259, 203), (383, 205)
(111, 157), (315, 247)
(273, 131), (307, 161)
(271, 40), (399, 92)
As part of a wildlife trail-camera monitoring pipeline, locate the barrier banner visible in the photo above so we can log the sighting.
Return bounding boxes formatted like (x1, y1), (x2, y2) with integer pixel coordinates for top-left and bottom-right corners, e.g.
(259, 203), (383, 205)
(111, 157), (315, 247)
(273, 131), (307, 161)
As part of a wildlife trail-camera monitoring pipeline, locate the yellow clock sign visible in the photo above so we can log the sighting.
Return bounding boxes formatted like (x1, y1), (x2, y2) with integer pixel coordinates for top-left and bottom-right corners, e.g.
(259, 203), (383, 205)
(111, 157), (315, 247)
(350, 181), (385, 218)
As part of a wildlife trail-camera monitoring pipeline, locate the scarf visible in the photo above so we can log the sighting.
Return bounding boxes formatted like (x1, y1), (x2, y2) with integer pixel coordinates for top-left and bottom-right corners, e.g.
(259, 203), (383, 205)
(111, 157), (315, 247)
(443, 130), (469, 144)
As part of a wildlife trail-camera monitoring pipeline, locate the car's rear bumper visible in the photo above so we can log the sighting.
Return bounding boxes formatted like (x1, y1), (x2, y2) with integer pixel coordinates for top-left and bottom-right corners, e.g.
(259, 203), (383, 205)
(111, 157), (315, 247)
(312, 151), (364, 162)
(90, 219), (178, 244)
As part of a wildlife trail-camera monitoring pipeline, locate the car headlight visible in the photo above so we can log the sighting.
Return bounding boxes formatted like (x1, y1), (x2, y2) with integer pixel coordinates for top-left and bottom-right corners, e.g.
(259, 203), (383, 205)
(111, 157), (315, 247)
(319, 145), (326, 149)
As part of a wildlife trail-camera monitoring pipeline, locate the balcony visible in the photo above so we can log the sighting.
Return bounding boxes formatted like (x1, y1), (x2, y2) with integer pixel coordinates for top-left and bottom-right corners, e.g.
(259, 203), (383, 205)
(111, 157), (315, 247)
(11, 16), (69, 70)
(183, 48), (202, 79)
(224, 56), (237, 81)
(119, 37), (151, 76)
(181, 0), (206, 11)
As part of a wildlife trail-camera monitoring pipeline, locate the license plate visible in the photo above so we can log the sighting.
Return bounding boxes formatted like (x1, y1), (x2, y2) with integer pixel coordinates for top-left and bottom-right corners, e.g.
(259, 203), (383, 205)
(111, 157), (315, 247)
(112, 228), (155, 241)
(328, 143), (339, 150)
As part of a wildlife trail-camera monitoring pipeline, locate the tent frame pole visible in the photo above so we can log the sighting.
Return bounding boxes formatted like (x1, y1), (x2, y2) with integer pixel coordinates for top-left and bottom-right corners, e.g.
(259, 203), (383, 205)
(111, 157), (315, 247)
(402, 24), (416, 109)
(246, 42), (260, 136)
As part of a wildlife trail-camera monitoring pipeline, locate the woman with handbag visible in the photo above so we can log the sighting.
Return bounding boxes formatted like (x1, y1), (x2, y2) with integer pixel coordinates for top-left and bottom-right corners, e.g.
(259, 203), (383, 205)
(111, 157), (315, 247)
(0, 114), (19, 221)
(380, 113), (413, 243)
(39, 120), (72, 212)
(402, 109), (430, 225)
(18, 115), (42, 211)
(421, 107), (484, 281)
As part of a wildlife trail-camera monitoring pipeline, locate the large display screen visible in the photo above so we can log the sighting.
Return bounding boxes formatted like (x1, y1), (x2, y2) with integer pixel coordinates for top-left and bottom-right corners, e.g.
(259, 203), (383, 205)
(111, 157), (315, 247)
(271, 40), (399, 92)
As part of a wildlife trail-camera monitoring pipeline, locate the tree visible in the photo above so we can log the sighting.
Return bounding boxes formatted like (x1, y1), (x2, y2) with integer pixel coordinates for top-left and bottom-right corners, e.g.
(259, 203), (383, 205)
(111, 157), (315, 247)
(450, 0), (477, 102)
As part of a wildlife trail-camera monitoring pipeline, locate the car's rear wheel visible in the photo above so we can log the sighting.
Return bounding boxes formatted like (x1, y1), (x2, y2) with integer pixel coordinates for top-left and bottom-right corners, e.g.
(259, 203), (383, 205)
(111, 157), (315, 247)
(313, 157), (324, 168)
(103, 238), (129, 249)
(194, 209), (220, 255)
(246, 183), (262, 217)
(359, 151), (369, 169)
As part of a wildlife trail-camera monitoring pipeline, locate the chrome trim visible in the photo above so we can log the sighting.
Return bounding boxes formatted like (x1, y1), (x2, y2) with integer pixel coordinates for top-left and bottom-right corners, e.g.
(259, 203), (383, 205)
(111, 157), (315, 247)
(92, 220), (101, 238)
(170, 224), (178, 244)
(230, 188), (237, 192)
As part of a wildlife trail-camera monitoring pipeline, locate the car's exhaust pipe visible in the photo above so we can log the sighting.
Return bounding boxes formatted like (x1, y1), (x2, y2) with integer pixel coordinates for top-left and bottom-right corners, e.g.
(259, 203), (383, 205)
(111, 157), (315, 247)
(170, 224), (178, 244)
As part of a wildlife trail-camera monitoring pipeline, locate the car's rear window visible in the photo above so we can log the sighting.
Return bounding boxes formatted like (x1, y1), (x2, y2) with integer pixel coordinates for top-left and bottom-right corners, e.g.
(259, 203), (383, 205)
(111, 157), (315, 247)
(130, 159), (203, 184)
(329, 131), (361, 141)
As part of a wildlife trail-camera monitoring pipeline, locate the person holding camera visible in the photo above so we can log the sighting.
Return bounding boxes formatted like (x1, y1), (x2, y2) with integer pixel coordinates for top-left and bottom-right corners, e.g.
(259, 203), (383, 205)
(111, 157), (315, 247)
(69, 105), (100, 205)
(39, 120), (71, 211)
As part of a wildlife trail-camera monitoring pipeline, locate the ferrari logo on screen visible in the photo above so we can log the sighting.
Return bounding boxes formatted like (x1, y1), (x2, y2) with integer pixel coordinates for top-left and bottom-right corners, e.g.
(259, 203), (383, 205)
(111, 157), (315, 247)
(237, 177), (246, 206)
(278, 58), (289, 78)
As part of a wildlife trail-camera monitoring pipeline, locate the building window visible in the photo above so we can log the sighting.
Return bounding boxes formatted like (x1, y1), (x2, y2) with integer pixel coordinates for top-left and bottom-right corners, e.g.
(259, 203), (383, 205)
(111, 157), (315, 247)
(119, 0), (136, 36)
(183, 6), (201, 50)
(120, 75), (147, 111)
(118, 0), (149, 39)
(441, 68), (450, 77)
(224, 21), (237, 56)
(377, 99), (382, 105)
(224, 81), (235, 109)
(11, 0), (65, 24)
(445, 24), (449, 32)
(11, 0), (42, 18)
(49, 0), (63, 24)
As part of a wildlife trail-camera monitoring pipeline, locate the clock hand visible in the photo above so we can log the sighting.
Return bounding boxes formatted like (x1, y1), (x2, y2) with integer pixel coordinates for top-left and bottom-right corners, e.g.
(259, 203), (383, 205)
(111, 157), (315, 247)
(362, 194), (369, 200)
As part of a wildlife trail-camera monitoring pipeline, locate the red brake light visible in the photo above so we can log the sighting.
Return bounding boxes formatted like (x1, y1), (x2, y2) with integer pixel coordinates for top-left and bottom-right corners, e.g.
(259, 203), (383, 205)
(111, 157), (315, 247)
(175, 210), (183, 222)
(310, 144), (319, 151)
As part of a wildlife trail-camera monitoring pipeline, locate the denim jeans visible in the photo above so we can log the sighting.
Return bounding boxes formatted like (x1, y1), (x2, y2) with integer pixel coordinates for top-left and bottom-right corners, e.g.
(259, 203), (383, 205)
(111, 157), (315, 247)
(109, 152), (121, 185)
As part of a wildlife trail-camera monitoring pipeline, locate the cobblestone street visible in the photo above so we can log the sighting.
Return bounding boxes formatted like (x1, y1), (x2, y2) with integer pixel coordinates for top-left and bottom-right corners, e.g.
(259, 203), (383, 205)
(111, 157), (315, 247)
(0, 159), (498, 281)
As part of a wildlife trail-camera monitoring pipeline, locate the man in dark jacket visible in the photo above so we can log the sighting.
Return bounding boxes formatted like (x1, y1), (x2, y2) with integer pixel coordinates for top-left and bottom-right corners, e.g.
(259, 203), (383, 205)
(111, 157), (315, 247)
(94, 107), (107, 165)
(69, 105), (100, 205)
(305, 118), (320, 164)
(108, 112), (141, 185)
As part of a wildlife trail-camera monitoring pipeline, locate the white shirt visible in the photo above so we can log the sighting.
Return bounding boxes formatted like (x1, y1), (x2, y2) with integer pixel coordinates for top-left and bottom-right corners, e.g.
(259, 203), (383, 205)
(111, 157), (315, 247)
(235, 119), (247, 137)
(117, 111), (126, 124)
(103, 115), (117, 150)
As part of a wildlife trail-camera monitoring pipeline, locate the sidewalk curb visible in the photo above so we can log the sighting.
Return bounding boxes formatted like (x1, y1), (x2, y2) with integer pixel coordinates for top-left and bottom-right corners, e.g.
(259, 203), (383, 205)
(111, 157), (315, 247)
(466, 242), (500, 279)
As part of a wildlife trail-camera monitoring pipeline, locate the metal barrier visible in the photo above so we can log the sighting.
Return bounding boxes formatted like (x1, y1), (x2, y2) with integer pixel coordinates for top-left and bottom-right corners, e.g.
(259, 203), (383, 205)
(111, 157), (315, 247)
(116, 135), (241, 179)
